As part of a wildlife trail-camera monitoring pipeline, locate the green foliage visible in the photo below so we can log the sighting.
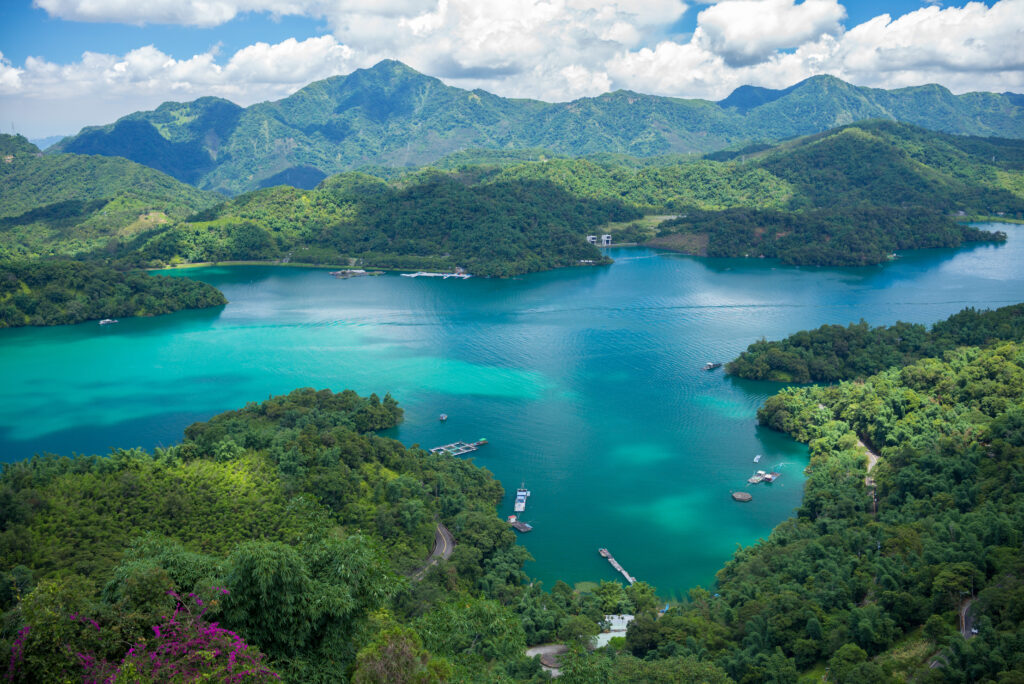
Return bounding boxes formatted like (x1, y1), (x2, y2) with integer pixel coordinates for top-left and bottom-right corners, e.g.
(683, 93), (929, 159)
(0, 259), (226, 327)
(0, 134), (219, 259)
(728, 302), (1024, 382)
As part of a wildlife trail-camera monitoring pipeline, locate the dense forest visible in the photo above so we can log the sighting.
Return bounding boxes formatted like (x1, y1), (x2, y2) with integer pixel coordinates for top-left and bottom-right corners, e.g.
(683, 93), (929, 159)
(0, 260), (227, 328)
(727, 303), (1024, 382)
(51, 61), (1024, 194)
(131, 171), (633, 277)
(5, 333), (1024, 681)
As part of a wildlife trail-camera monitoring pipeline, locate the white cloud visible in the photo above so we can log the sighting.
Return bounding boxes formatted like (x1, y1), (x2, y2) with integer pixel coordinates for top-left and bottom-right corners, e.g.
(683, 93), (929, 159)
(606, 0), (1024, 99)
(6, 0), (1024, 137)
(695, 0), (846, 66)
(6, 36), (357, 102)
(0, 52), (24, 94)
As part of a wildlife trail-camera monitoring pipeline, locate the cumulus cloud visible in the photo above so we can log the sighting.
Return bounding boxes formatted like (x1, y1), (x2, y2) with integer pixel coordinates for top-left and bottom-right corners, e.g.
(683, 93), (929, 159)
(8, 36), (357, 102)
(7, 0), (1024, 136)
(606, 0), (1024, 99)
(0, 52), (24, 94)
(695, 0), (846, 66)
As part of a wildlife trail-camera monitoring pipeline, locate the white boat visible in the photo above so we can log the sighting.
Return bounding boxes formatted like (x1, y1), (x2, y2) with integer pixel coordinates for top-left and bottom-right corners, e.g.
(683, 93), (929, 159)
(98, 318), (118, 325)
(753, 454), (762, 463)
(514, 485), (530, 513)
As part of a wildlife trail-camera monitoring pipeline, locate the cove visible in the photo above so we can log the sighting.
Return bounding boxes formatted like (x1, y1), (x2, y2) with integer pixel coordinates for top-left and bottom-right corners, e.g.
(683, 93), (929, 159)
(1, 224), (1023, 597)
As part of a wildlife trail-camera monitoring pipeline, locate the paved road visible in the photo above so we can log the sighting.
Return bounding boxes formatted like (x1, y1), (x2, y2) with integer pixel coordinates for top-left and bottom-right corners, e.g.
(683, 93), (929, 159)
(961, 598), (976, 638)
(412, 523), (454, 580)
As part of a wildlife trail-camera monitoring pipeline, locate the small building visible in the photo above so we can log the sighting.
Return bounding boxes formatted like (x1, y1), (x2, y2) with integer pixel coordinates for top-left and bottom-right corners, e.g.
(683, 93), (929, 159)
(593, 614), (634, 648)
(601, 234), (612, 246)
(586, 235), (598, 245)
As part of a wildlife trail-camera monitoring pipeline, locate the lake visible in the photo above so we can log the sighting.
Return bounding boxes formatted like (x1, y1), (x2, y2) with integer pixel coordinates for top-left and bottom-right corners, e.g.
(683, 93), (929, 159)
(2, 224), (1022, 596)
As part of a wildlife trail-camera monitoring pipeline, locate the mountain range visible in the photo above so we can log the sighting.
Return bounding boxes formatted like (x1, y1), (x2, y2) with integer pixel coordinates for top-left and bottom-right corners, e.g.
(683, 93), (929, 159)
(51, 60), (1024, 195)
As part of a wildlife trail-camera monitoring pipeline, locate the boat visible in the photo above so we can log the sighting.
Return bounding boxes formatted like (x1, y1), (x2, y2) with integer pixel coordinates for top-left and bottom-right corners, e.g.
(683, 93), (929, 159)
(753, 454), (762, 463)
(703, 362), (723, 371)
(514, 484), (530, 513)
(439, 413), (448, 422)
(98, 318), (118, 325)
(747, 470), (767, 484)
(763, 471), (781, 483)
(472, 438), (488, 446)
(732, 492), (753, 502)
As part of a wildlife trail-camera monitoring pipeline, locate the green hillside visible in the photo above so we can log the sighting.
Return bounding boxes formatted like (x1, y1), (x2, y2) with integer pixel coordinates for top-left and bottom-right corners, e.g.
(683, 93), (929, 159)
(647, 121), (1024, 265)
(51, 61), (1024, 195)
(0, 135), (221, 259)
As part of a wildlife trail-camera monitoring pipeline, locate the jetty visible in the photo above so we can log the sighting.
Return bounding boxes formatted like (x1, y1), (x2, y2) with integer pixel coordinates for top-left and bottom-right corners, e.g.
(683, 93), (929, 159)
(401, 272), (472, 279)
(598, 548), (636, 585)
(429, 439), (488, 456)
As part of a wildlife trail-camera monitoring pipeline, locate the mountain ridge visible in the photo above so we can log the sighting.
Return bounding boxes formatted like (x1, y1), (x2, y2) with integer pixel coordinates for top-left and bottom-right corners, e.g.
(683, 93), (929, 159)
(51, 60), (1024, 195)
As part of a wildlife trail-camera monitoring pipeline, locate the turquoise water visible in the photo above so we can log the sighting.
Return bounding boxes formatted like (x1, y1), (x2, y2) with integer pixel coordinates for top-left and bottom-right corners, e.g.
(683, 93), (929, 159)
(2, 224), (1023, 597)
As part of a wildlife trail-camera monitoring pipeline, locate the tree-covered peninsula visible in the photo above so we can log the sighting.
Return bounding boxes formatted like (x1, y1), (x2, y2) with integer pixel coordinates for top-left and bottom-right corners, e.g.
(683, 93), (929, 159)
(727, 303), (1024, 383)
(0, 260), (227, 328)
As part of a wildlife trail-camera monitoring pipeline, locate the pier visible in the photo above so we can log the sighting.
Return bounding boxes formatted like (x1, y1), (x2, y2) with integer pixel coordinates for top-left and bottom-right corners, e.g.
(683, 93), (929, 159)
(429, 439), (487, 456)
(598, 548), (637, 585)
(401, 272), (472, 279)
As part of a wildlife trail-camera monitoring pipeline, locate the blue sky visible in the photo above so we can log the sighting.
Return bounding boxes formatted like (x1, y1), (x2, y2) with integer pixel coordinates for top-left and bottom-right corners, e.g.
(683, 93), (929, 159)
(0, 0), (1019, 137)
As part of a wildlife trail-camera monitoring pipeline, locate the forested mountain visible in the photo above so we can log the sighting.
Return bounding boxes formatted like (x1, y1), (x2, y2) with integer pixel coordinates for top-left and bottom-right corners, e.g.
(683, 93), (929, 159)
(0, 134), (220, 260)
(50, 60), (1024, 195)
(727, 303), (1024, 383)
(116, 120), (1018, 273)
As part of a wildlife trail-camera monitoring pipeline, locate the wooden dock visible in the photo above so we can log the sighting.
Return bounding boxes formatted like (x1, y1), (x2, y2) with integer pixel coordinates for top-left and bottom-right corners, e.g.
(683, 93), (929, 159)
(598, 548), (636, 585)
(429, 440), (487, 456)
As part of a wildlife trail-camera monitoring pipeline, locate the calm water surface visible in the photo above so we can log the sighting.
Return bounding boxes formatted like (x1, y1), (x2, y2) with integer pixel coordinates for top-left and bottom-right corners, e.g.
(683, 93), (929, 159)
(2, 224), (1022, 596)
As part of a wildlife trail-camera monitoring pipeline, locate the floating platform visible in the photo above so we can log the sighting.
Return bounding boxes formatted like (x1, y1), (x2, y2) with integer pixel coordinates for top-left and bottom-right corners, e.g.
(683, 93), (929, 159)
(429, 439), (488, 456)
(330, 269), (381, 278)
(507, 515), (533, 533)
(598, 548), (636, 585)
(732, 492), (753, 502)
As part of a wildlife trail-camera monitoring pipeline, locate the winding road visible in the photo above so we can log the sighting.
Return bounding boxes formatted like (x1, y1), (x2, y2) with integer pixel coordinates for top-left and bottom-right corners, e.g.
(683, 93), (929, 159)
(411, 522), (455, 581)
